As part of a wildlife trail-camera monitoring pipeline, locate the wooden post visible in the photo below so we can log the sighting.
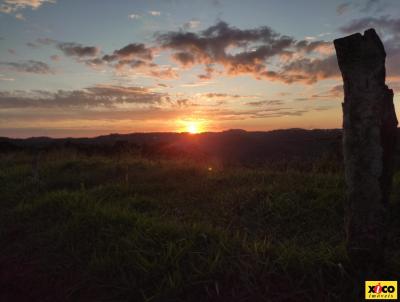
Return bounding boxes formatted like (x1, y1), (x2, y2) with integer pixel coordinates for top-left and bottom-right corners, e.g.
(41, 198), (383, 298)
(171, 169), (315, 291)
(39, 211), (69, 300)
(334, 28), (397, 268)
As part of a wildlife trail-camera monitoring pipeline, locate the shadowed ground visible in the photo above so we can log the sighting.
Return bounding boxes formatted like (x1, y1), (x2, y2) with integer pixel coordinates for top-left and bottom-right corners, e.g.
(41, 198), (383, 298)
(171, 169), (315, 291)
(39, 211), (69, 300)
(0, 150), (399, 301)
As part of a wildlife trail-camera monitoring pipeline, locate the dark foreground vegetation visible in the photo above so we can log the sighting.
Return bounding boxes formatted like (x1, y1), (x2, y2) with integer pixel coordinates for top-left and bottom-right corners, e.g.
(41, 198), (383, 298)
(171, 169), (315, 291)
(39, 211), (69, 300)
(1, 130), (400, 301)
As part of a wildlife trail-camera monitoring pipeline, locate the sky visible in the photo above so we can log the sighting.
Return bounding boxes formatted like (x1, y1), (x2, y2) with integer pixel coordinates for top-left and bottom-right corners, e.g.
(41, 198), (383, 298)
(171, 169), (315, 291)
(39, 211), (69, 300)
(0, 0), (400, 137)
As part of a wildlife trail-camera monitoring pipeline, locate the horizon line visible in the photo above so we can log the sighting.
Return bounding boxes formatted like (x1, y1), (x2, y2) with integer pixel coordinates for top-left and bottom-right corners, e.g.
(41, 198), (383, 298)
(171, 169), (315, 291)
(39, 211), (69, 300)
(0, 127), (344, 140)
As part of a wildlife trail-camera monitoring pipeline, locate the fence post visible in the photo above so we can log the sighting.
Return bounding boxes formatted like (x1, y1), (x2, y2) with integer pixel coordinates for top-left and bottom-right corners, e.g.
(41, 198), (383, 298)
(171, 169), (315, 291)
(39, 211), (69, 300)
(334, 28), (397, 268)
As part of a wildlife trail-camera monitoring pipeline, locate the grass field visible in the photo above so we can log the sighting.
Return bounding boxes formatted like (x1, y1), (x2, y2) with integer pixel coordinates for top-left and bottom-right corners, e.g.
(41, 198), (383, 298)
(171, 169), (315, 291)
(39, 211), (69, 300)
(1, 150), (399, 301)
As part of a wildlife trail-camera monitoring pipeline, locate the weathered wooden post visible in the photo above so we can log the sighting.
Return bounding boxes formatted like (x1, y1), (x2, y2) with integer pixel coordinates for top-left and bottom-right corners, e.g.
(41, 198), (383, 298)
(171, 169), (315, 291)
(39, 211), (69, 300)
(334, 28), (397, 268)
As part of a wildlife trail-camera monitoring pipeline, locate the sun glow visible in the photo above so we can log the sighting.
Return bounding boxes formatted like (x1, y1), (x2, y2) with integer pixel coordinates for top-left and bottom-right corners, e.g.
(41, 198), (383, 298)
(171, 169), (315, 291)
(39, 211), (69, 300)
(187, 122), (200, 134)
(178, 120), (205, 134)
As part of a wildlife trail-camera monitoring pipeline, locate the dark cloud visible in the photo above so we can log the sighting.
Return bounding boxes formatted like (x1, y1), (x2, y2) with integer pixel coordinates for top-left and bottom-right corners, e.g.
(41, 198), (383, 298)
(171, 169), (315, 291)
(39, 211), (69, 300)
(0, 85), (167, 109)
(57, 42), (99, 57)
(246, 100), (284, 106)
(32, 21), (337, 83)
(172, 52), (196, 66)
(85, 58), (105, 67)
(275, 55), (339, 84)
(157, 21), (290, 76)
(102, 43), (153, 62)
(35, 38), (169, 78)
(84, 43), (175, 78)
(0, 60), (53, 74)
(157, 21), (333, 83)
(36, 38), (99, 58)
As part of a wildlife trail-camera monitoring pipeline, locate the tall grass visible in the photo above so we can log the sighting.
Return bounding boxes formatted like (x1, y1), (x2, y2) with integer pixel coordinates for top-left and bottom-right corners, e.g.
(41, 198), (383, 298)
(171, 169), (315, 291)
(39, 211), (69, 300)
(0, 150), (399, 301)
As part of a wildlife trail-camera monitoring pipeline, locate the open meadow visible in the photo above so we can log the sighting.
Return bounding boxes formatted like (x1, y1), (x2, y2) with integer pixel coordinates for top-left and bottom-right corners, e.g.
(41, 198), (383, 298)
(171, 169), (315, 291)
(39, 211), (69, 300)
(1, 147), (400, 301)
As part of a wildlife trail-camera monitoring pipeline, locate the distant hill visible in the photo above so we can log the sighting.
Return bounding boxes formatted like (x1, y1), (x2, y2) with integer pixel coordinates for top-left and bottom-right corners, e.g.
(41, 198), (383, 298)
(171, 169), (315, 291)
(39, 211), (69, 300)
(0, 128), (345, 164)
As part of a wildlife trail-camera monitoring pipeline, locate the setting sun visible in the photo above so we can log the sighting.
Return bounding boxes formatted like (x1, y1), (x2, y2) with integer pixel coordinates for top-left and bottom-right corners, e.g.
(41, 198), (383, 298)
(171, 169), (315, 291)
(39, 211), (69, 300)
(186, 121), (201, 134)
(177, 119), (206, 134)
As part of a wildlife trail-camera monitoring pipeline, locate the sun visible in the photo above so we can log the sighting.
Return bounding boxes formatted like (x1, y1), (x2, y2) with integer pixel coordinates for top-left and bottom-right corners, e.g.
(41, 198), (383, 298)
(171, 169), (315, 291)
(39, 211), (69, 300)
(177, 119), (206, 134)
(176, 119), (205, 134)
(186, 121), (200, 134)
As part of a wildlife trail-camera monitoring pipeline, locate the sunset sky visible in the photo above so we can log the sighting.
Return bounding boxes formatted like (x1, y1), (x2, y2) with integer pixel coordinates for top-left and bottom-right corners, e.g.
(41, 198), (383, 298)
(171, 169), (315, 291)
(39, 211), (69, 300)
(1, 0), (400, 137)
